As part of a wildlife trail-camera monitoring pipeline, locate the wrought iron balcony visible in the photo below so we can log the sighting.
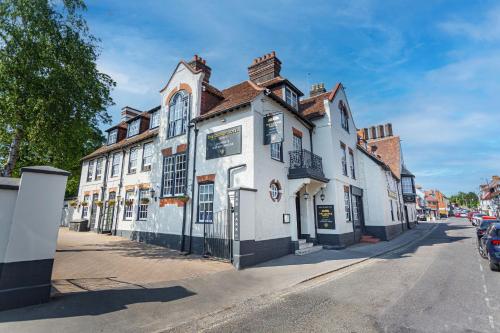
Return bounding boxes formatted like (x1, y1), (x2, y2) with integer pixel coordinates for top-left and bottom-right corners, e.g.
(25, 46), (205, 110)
(288, 149), (328, 182)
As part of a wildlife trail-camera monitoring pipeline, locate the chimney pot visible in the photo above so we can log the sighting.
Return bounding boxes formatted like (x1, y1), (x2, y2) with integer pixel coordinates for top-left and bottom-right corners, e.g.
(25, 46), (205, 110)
(309, 82), (327, 97)
(248, 51), (282, 84)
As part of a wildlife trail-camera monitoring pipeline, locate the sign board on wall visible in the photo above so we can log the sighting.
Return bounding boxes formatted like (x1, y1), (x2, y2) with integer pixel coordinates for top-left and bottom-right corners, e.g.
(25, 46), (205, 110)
(206, 125), (242, 160)
(263, 113), (284, 145)
(233, 190), (240, 241)
(316, 205), (335, 229)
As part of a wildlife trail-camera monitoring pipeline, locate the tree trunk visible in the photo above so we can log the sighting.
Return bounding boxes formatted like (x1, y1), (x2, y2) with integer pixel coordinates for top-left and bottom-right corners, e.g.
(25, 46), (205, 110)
(1, 128), (23, 177)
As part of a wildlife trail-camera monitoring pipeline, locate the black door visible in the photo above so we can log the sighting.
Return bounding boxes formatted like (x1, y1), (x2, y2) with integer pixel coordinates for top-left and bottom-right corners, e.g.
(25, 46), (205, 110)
(89, 193), (99, 230)
(405, 206), (410, 229)
(352, 194), (362, 242)
(296, 194), (302, 239)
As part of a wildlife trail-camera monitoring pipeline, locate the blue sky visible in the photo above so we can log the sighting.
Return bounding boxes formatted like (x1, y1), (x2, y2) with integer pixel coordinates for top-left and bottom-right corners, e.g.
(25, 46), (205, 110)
(85, 0), (500, 195)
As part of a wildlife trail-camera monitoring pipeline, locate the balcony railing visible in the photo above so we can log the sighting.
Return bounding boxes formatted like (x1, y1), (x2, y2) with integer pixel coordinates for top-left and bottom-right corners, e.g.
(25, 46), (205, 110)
(288, 149), (327, 182)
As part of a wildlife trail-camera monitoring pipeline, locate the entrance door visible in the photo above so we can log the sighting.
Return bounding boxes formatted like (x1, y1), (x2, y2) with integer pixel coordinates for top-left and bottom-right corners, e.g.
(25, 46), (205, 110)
(405, 206), (410, 229)
(101, 192), (116, 233)
(295, 193), (302, 239)
(352, 194), (363, 242)
(89, 193), (99, 230)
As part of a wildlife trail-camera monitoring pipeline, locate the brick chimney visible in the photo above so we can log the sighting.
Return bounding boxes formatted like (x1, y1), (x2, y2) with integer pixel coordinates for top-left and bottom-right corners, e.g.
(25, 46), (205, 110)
(248, 51), (282, 84)
(121, 106), (141, 122)
(188, 55), (211, 83)
(310, 83), (326, 97)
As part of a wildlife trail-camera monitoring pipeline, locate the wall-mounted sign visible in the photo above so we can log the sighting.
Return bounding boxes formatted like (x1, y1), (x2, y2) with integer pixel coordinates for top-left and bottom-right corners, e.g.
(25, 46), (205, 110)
(206, 125), (242, 160)
(403, 194), (416, 203)
(316, 205), (335, 229)
(233, 190), (240, 241)
(387, 190), (398, 199)
(263, 113), (284, 145)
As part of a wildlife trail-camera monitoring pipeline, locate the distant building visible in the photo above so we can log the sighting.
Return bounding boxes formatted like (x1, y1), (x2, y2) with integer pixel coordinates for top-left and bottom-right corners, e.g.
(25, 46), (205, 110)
(480, 176), (500, 216)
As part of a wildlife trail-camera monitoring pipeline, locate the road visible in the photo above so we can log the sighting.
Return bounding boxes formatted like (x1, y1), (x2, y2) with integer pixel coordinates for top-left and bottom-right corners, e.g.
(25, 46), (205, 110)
(183, 218), (500, 333)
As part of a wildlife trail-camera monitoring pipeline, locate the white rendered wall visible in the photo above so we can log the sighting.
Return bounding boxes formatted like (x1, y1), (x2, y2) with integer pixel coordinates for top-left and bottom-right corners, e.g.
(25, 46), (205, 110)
(4, 170), (68, 263)
(0, 188), (18, 263)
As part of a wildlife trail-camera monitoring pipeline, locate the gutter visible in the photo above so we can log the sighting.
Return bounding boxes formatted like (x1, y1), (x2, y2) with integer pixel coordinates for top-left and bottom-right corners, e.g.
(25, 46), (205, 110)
(180, 98), (193, 252)
(227, 164), (246, 189)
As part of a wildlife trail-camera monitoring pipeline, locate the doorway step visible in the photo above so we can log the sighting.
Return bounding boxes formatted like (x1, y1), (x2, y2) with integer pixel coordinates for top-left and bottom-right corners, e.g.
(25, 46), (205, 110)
(360, 234), (381, 244)
(295, 239), (323, 255)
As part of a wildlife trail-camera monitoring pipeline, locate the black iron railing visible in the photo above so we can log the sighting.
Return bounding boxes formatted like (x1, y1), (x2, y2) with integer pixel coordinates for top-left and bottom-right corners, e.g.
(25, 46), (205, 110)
(288, 149), (326, 181)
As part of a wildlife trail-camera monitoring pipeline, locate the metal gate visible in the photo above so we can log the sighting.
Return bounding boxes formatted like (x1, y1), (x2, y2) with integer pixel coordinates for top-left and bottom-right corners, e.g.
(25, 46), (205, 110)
(203, 209), (233, 261)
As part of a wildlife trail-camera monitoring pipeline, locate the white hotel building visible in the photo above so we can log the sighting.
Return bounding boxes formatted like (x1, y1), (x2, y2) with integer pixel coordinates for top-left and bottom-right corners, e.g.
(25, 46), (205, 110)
(74, 52), (417, 268)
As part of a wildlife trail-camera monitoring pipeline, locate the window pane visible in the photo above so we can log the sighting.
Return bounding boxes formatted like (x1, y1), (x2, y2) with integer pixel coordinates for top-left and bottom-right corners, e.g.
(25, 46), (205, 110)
(198, 183), (214, 223)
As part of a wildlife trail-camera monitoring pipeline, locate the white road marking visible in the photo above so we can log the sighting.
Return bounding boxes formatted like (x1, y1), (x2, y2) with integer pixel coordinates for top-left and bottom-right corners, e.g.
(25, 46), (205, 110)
(489, 315), (495, 329)
(485, 298), (491, 309)
(480, 264), (483, 272)
(483, 284), (488, 294)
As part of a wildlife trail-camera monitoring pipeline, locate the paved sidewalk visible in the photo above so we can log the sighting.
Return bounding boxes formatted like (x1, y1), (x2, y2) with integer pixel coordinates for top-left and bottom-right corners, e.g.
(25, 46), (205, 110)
(52, 228), (231, 293)
(0, 222), (439, 333)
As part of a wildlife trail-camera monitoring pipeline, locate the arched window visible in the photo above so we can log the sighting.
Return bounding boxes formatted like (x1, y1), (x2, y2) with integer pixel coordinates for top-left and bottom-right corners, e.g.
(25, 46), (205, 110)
(168, 91), (189, 138)
(339, 100), (349, 132)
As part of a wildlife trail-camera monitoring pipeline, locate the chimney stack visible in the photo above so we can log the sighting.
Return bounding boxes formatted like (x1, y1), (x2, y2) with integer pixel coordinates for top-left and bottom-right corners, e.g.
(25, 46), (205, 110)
(188, 55), (212, 83)
(309, 83), (326, 97)
(385, 123), (393, 137)
(121, 106), (141, 122)
(248, 51), (282, 84)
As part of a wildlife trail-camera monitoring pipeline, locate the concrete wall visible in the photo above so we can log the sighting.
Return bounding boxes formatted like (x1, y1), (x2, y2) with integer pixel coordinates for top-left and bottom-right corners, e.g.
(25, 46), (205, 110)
(0, 166), (68, 311)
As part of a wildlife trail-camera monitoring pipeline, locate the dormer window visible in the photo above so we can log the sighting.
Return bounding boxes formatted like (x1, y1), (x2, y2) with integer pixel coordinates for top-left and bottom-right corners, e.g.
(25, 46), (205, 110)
(150, 111), (160, 128)
(128, 119), (140, 137)
(107, 129), (117, 145)
(339, 101), (349, 132)
(285, 86), (298, 110)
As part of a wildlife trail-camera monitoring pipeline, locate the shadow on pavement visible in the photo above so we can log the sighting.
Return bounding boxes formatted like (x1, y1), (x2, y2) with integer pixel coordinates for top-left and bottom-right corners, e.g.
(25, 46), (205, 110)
(0, 285), (195, 323)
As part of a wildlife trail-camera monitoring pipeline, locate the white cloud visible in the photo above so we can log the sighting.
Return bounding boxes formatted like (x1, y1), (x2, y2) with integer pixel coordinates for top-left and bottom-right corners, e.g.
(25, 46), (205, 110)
(440, 6), (500, 41)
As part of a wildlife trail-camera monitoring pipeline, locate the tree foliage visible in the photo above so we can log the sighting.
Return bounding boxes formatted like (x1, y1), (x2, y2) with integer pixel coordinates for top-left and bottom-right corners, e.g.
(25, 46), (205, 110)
(449, 192), (479, 208)
(0, 0), (115, 196)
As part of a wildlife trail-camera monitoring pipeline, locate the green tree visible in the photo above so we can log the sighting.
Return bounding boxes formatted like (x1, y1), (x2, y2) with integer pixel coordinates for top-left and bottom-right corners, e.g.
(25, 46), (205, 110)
(0, 0), (115, 196)
(449, 191), (479, 208)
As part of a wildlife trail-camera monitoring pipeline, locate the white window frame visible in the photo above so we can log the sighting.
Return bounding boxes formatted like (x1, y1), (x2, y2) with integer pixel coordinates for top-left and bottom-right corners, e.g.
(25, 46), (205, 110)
(82, 195), (90, 218)
(344, 188), (351, 221)
(86, 160), (94, 182)
(127, 119), (140, 137)
(162, 153), (187, 196)
(128, 147), (138, 174)
(292, 134), (302, 151)
(270, 142), (282, 161)
(150, 111), (160, 129)
(95, 158), (103, 180)
(168, 92), (189, 138)
(108, 129), (117, 145)
(137, 189), (149, 220)
(124, 190), (134, 220)
(111, 152), (121, 177)
(142, 142), (153, 171)
(198, 183), (214, 223)
(349, 149), (356, 179)
(285, 86), (298, 110)
(341, 144), (348, 176)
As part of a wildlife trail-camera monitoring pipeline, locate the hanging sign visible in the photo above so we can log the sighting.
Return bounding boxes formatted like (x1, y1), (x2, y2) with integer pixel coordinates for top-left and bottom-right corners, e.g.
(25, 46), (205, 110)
(263, 113), (284, 145)
(316, 205), (335, 229)
(206, 126), (242, 160)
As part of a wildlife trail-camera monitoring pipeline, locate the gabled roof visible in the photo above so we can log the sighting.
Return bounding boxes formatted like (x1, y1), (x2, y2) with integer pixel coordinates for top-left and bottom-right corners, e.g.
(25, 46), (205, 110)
(367, 136), (401, 179)
(258, 76), (304, 96)
(299, 83), (342, 119)
(82, 128), (159, 161)
(357, 144), (398, 179)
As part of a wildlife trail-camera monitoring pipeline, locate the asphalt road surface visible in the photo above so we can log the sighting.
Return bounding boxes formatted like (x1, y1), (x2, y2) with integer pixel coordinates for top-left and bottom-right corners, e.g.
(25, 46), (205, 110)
(189, 218), (500, 333)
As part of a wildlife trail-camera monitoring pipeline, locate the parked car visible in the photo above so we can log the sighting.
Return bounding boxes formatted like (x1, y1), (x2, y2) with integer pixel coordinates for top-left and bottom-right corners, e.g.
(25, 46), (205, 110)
(476, 218), (500, 240)
(478, 222), (500, 271)
(454, 212), (461, 218)
(472, 213), (487, 226)
(460, 212), (468, 218)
